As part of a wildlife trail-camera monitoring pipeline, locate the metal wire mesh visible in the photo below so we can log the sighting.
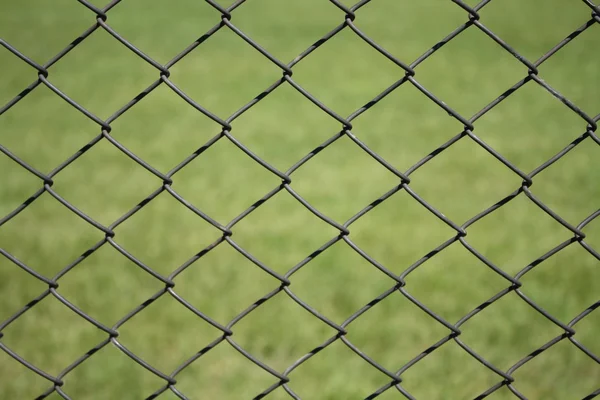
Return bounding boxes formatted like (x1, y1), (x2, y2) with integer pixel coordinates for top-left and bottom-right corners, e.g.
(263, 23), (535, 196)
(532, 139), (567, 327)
(1, 0), (599, 398)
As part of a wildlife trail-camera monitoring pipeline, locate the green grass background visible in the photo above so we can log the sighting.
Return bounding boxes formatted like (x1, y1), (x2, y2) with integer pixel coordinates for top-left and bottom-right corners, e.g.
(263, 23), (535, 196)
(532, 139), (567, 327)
(1, 0), (599, 398)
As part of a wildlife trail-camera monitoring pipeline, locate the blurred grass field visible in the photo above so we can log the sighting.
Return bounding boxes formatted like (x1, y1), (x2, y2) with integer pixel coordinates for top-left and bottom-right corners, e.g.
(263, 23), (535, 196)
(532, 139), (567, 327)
(1, 0), (600, 399)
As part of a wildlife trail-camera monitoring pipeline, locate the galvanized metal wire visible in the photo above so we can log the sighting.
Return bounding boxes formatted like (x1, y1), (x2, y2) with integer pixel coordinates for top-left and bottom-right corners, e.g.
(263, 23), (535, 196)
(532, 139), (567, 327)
(1, 0), (599, 398)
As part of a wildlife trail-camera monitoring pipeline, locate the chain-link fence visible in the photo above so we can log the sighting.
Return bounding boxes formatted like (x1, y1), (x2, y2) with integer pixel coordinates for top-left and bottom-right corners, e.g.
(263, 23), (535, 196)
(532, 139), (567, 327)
(1, 0), (599, 399)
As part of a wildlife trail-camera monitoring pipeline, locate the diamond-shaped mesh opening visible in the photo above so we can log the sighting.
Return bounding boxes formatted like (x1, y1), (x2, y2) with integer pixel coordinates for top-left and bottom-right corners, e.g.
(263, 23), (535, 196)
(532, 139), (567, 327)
(55, 244), (163, 326)
(0, 84), (99, 173)
(0, 349), (51, 400)
(404, 243), (507, 324)
(57, 343), (166, 400)
(510, 338), (600, 400)
(350, 81), (464, 173)
(0, 295), (106, 375)
(458, 292), (562, 371)
(171, 137), (281, 224)
(344, 290), (450, 373)
(116, 294), (222, 374)
(538, 22), (600, 116)
(414, 25), (526, 118)
(400, 340), (500, 400)
(47, 28), (159, 119)
(290, 134), (398, 223)
(518, 243), (600, 323)
(407, 136), (521, 225)
(229, 83), (340, 172)
(353, 0), (467, 63)
(288, 240), (394, 323)
(232, 190), (338, 275)
(465, 193), (572, 275)
(114, 192), (221, 277)
(349, 189), (456, 276)
(173, 338), (277, 399)
(0, 192), (100, 277)
(51, 138), (160, 226)
(229, 0), (342, 62)
(473, 81), (588, 173)
(283, 338), (392, 398)
(101, 0), (220, 64)
(528, 141), (600, 224)
(0, 0), (91, 64)
(291, 26), (403, 118)
(173, 241), (279, 324)
(107, 84), (223, 173)
(476, 0), (592, 62)
(168, 26), (284, 118)
(231, 291), (335, 373)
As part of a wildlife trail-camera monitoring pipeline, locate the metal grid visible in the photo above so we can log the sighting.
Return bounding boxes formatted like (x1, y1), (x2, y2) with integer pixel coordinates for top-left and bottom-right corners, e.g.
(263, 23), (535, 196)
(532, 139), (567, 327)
(1, 0), (599, 398)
